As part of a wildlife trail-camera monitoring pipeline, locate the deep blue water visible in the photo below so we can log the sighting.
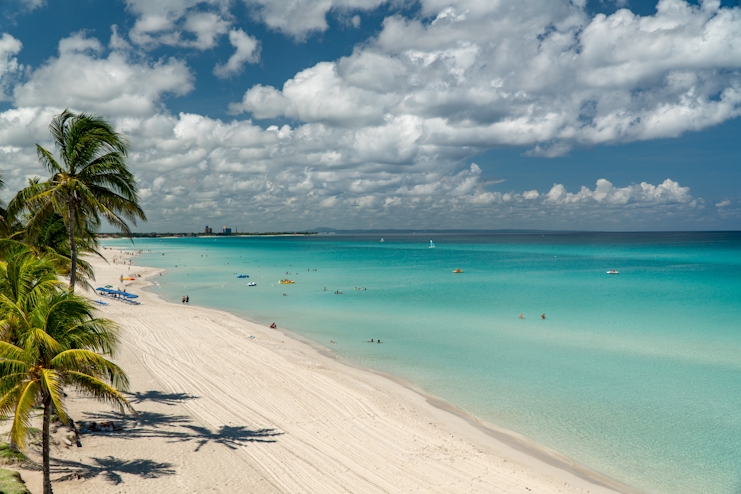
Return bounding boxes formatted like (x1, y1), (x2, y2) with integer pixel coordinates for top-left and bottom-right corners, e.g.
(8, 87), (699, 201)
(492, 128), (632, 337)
(104, 232), (741, 494)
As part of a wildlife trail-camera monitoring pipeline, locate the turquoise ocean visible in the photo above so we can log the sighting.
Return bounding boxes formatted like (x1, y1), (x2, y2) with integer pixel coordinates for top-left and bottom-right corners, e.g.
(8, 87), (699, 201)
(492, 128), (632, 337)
(104, 232), (741, 494)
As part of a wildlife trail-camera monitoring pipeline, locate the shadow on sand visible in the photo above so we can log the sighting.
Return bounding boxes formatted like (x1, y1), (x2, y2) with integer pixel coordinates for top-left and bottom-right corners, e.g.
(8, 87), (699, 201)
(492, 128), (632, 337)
(81, 409), (283, 450)
(52, 388), (283, 485)
(126, 390), (198, 406)
(52, 456), (176, 484)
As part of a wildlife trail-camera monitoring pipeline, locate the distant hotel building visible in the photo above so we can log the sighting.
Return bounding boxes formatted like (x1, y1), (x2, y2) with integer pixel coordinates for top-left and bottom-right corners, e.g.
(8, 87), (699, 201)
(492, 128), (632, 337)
(222, 226), (232, 234)
(204, 225), (212, 234)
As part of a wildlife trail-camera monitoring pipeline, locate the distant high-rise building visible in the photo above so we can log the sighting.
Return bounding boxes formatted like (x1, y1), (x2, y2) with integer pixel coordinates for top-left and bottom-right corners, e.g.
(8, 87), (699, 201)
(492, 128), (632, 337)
(222, 226), (232, 234)
(204, 225), (212, 234)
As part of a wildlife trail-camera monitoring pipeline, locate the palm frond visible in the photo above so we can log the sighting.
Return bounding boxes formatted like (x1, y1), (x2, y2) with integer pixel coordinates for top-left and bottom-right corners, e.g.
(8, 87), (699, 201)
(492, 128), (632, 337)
(51, 349), (128, 388)
(9, 381), (39, 451)
(40, 368), (68, 424)
(65, 371), (135, 415)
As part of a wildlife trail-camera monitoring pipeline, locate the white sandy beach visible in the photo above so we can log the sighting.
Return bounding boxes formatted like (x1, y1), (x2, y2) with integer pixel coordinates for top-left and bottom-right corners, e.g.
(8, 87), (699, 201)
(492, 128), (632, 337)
(9, 249), (636, 494)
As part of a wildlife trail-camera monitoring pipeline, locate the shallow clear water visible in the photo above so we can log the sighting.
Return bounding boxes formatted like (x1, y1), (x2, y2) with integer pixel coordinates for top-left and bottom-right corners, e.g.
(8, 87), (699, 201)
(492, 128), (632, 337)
(104, 232), (741, 494)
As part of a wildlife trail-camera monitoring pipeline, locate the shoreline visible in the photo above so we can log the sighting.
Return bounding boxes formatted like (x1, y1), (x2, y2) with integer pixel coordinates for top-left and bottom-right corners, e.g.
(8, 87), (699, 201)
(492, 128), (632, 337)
(13, 246), (640, 493)
(261, 326), (637, 494)
(123, 246), (642, 494)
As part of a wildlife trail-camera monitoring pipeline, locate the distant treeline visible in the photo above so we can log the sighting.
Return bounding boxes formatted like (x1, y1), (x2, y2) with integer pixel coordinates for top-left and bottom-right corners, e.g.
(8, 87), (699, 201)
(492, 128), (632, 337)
(98, 232), (318, 238)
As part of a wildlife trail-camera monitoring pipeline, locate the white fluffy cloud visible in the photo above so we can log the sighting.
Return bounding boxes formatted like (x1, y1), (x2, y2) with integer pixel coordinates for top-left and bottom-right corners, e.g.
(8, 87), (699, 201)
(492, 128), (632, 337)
(0, 34), (22, 100)
(214, 29), (261, 78)
(125, 0), (231, 49)
(13, 32), (194, 117)
(234, 0), (741, 155)
(0, 103), (707, 230)
(243, 0), (387, 39)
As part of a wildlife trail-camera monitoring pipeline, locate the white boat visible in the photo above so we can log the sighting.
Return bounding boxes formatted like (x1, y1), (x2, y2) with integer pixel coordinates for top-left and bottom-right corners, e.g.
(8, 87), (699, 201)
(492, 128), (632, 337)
(247, 282), (257, 286)
(380, 238), (384, 242)
(429, 239), (435, 248)
(606, 270), (620, 275)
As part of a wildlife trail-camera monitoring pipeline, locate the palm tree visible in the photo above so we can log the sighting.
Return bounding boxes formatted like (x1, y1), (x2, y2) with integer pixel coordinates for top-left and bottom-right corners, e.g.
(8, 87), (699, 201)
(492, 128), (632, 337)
(8, 110), (146, 291)
(0, 243), (63, 342)
(0, 245), (63, 453)
(4, 210), (102, 292)
(0, 291), (133, 494)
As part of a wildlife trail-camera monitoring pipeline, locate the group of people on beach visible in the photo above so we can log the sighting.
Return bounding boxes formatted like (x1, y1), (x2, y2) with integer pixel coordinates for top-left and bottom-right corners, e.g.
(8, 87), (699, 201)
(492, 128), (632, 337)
(181, 295), (189, 304)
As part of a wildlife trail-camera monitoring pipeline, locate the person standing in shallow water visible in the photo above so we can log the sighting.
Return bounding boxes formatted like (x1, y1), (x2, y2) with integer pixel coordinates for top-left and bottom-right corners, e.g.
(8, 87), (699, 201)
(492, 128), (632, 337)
(186, 295), (189, 304)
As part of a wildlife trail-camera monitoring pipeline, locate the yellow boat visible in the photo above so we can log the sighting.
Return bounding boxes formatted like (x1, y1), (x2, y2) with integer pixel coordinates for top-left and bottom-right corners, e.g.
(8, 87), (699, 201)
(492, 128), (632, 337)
(279, 279), (295, 284)
(452, 269), (463, 273)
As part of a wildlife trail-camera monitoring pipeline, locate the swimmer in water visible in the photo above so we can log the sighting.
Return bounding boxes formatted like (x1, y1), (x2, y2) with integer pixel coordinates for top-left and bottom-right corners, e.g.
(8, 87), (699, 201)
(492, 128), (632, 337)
(519, 313), (524, 319)
(541, 314), (546, 319)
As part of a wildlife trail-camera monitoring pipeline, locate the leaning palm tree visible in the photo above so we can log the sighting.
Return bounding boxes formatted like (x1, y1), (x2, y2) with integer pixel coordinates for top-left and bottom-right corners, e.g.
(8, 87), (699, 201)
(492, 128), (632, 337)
(8, 110), (146, 291)
(0, 244), (63, 342)
(0, 291), (134, 494)
(0, 245), (63, 453)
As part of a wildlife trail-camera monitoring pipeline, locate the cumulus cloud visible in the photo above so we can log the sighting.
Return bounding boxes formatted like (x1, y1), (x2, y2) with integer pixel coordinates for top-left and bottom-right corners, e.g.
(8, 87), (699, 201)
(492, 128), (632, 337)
(214, 29), (261, 78)
(235, 0), (741, 155)
(232, 62), (399, 125)
(0, 34), (22, 100)
(125, 0), (231, 49)
(243, 0), (387, 39)
(13, 32), (194, 117)
(542, 179), (693, 206)
(109, 110), (700, 229)
(0, 104), (709, 230)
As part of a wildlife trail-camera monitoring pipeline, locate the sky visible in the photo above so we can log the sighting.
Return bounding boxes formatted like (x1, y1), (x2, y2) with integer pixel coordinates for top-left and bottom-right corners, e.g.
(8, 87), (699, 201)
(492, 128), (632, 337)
(0, 0), (740, 232)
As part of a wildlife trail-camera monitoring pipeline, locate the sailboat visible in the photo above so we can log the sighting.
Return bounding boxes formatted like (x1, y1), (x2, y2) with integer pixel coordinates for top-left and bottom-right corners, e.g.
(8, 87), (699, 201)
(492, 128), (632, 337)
(429, 239), (436, 248)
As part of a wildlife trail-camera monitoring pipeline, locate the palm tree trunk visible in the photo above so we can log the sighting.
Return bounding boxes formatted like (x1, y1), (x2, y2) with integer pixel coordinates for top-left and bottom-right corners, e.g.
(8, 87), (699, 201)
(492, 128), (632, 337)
(42, 394), (53, 494)
(67, 206), (77, 292)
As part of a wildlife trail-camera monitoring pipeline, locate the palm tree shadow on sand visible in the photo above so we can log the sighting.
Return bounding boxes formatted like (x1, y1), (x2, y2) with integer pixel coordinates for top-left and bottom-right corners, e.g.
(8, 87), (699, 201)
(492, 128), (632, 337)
(55, 405), (283, 485)
(126, 390), (198, 406)
(81, 408), (283, 450)
(179, 424), (282, 451)
(52, 457), (176, 484)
